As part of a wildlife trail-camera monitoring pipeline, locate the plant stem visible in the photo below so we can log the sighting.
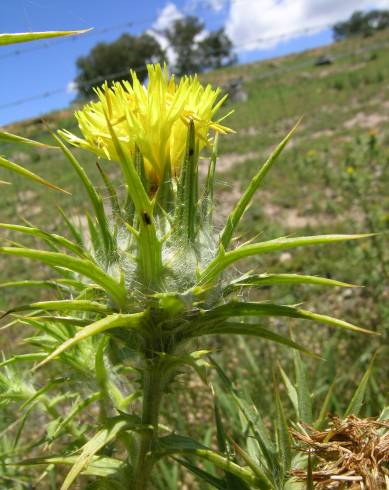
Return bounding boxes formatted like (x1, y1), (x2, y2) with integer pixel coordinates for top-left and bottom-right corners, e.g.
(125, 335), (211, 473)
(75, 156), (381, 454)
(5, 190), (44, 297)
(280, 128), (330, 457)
(132, 361), (164, 490)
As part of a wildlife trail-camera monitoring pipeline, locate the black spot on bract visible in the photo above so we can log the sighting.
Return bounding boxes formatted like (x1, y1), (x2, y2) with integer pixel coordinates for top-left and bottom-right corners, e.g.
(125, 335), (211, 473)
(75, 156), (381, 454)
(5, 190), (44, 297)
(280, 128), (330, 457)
(142, 212), (152, 225)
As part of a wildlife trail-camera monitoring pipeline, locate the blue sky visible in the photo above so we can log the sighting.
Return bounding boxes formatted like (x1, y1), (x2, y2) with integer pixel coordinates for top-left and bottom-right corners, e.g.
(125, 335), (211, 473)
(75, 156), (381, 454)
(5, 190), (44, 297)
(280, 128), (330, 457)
(0, 0), (387, 126)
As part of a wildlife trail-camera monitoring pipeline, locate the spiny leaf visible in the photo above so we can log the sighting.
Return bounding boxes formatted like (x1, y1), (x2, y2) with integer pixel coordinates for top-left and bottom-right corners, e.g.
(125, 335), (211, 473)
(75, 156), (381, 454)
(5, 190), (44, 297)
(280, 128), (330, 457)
(2, 299), (112, 318)
(35, 312), (143, 369)
(201, 301), (374, 335)
(0, 279), (84, 291)
(0, 247), (127, 308)
(53, 134), (115, 259)
(0, 155), (68, 193)
(196, 322), (317, 357)
(0, 223), (86, 257)
(0, 29), (91, 46)
(225, 273), (359, 293)
(60, 416), (139, 489)
(158, 435), (264, 488)
(220, 119), (301, 249)
(199, 234), (374, 285)
(0, 130), (57, 148)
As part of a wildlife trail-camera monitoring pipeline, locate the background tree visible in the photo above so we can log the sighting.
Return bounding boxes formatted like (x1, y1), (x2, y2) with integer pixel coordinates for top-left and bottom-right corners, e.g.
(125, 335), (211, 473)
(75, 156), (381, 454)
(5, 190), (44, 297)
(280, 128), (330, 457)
(198, 28), (237, 70)
(333, 9), (389, 41)
(75, 33), (165, 98)
(164, 16), (236, 75)
(164, 16), (204, 75)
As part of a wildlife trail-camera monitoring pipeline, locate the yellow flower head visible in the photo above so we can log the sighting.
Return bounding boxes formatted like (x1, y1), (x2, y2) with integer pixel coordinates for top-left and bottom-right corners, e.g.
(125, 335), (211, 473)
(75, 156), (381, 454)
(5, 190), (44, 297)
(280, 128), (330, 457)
(61, 64), (232, 184)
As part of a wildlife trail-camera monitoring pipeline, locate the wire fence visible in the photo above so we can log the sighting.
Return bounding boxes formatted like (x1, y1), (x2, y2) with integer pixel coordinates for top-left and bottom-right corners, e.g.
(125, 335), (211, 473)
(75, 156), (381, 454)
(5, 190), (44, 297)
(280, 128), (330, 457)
(1, 33), (388, 114)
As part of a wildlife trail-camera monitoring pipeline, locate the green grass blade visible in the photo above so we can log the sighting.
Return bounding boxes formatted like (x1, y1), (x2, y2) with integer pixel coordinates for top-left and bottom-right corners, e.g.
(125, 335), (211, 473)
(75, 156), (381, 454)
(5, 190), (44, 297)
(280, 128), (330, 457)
(294, 351), (313, 424)
(199, 234), (373, 285)
(275, 386), (292, 478)
(35, 313), (143, 369)
(344, 355), (376, 417)
(0, 29), (90, 46)
(279, 365), (299, 415)
(0, 155), (68, 193)
(220, 119), (301, 249)
(315, 382), (335, 429)
(0, 247), (126, 308)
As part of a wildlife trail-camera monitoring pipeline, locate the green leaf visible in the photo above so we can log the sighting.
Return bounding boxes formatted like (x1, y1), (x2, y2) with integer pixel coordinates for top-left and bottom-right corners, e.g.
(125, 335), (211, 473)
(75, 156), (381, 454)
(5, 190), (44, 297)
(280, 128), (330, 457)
(197, 322), (317, 357)
(225, 273), (359, 294)
(0, 279), (84, 291)
(53, 134), (115, 260)
(200, 301), (373, 335)
(199, 234), (373, 286)
(0, 223), (86, 257)
(0, 130), (57, 148)
(0, 247), (127, 308)
(0, 353), (47, 368)
(210, 359), (279, 484)
(220, 119), (301, 249)
(57, 207), (84, 246)
(36, 312), (143, 369)
(50, 392), (101, 441)
(18, 455), (126, 478)
(2, 299), (112, 318)
(0, 155), (68, 193)
(158, 435), (264, 488)
(60, 416), (136, 489)
(0, 29), (90, 46)
(175, 458), (227, 489)
(344, 355), (376, 417)
(96, 161), (123, 220)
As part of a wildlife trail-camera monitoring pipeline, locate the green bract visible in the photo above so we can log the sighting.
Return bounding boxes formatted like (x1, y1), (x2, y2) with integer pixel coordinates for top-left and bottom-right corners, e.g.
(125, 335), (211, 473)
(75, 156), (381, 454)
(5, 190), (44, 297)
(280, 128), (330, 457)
(0, 53), (374, 489)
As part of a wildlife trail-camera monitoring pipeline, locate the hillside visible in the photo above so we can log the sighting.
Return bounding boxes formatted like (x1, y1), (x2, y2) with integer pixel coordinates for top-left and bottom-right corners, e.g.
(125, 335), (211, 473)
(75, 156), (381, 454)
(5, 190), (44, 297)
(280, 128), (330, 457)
(0, 29), (388, 335)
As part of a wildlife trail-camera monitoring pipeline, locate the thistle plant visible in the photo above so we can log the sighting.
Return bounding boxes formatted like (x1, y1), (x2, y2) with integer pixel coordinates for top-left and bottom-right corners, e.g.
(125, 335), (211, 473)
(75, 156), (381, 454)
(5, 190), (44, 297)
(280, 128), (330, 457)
(0, 53), (376, 489)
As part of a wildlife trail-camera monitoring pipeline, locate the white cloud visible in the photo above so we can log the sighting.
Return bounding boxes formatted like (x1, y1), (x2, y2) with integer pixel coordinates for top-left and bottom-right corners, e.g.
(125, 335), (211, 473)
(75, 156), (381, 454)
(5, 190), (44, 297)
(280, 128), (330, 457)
(185, 0), (227, 12)
(66, 81), (78, 94)
(148, 2), (184, 64)
(225, 0), (389, 52)
(153, 2), (183, 31)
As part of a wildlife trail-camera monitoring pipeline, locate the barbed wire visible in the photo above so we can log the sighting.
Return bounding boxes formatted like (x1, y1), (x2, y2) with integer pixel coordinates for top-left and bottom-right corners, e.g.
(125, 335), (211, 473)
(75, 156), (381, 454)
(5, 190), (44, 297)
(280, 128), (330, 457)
(0, 0), (234, 61)
(1, 26), (386, 114)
